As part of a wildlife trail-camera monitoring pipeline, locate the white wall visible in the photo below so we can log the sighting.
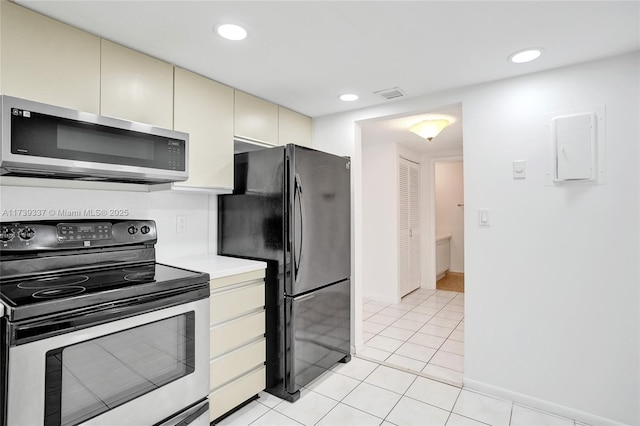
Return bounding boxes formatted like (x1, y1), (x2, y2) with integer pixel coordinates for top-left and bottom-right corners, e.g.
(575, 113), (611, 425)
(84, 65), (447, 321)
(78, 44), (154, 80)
(362, 142), (398, 303)
(435, 161), (464, 273)
(312, 53), (640, 426)
(361, 141), (423, 303)
(0, 185), (213, 262)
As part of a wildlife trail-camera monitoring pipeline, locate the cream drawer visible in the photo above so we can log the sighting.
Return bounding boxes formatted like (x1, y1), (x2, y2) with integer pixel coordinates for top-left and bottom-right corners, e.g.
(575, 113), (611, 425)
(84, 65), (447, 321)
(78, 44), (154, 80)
(210, 338), (265, 391)
(210, 282), (264, 325)
(209, 366), (266, 422)
(210, 270), (265, 291)
(210, 310), (265, 357)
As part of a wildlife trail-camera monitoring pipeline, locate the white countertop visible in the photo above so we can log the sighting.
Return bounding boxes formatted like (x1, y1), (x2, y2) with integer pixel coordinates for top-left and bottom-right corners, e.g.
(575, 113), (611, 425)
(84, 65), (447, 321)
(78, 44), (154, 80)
(159, 254), (266, 280)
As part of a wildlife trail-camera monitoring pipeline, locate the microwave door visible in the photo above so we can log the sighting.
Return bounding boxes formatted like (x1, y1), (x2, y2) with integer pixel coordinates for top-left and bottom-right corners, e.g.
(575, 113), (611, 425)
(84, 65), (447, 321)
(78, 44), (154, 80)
(1, 95), (188, 183)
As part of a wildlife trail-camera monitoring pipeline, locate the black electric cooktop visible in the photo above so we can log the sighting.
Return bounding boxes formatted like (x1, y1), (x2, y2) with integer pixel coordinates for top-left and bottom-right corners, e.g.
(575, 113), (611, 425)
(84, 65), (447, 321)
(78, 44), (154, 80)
(0, 263), (208, 321)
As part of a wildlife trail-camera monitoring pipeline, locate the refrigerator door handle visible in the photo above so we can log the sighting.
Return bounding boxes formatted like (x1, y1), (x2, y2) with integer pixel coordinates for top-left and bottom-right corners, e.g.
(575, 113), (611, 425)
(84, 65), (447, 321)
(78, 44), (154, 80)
(292, 292), (315, 302)
(293, 173), (304, 281)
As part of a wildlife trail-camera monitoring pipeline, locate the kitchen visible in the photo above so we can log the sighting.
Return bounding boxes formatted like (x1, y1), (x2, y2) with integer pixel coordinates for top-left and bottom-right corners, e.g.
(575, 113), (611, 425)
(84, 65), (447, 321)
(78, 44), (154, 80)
(1, 1), (639, 426)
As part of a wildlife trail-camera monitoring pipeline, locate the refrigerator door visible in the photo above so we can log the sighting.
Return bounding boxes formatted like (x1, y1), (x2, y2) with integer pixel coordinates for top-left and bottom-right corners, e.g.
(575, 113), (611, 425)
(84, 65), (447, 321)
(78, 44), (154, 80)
(285, 279), (350, 395)
(218, 193), (284, 261)
(287, 145), (351, 296)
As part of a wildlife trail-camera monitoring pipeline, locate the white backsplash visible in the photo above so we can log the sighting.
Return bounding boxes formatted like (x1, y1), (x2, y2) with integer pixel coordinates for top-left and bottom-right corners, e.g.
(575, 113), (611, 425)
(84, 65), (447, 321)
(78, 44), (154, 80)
(0, 185), (215, 262)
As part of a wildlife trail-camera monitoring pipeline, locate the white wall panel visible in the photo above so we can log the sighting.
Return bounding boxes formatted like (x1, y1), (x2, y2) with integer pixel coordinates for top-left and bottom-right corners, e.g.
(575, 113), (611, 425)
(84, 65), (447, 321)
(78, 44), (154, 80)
(313, 53), (640, 426)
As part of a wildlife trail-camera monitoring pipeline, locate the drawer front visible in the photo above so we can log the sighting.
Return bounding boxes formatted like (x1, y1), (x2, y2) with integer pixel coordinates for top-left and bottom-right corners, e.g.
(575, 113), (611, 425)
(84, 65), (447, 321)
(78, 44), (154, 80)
(210, 338), (266, 391)
(210, 311), (265, 357)
(210, 270), (265, 291)
(209, 366), (266, 422)
(210, 282), (265, 325)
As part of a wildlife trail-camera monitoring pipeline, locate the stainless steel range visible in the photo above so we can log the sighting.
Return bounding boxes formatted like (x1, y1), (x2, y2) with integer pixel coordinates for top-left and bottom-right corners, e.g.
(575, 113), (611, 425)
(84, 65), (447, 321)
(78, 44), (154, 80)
(0, 219), (210, 426)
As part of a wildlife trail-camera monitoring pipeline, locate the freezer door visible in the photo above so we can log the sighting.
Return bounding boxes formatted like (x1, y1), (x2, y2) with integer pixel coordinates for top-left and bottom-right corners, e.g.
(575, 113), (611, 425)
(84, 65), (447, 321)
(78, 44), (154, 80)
(284, 279), (350, 395)
(287, 145), (351, 295)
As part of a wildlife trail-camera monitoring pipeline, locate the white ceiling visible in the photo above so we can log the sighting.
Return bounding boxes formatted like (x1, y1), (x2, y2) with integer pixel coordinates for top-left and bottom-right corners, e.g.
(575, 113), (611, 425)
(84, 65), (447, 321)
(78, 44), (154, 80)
(361, 104), (463, 153)
(17, 1), (640, 120)
(15, 1), (639, 153)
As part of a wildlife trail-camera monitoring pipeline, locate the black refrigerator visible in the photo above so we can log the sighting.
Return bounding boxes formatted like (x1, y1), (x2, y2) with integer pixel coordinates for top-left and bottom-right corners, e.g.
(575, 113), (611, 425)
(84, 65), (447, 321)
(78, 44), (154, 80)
(218, 144), (351, 402)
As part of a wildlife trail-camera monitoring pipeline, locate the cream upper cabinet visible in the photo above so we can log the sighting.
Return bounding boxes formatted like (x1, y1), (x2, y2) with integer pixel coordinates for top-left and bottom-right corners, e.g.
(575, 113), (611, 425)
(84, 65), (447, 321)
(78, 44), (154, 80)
(100, 40), (174, 128)
(234, 90), (278, 145)
(173, 68), (234, 190)
(0, 2), (100, 113)
(278, 106), (312, 147)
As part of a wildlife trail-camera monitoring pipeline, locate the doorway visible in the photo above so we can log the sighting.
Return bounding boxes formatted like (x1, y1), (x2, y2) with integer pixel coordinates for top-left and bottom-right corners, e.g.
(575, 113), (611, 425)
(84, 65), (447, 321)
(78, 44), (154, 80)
(434, 160), (465, 292)
(357, 104), (465, 385)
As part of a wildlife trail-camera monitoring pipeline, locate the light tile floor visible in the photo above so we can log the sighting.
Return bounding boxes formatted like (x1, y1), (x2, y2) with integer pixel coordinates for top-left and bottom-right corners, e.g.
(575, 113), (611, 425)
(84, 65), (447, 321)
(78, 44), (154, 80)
(216, 358), (586, 426)
(216, 288), (588, 425)
(361, 288), (465, 384)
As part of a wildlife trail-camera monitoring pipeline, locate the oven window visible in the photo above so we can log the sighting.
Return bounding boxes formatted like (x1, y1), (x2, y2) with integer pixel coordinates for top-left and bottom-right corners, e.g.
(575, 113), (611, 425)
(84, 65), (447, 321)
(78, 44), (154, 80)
(44, 312), (195, 426)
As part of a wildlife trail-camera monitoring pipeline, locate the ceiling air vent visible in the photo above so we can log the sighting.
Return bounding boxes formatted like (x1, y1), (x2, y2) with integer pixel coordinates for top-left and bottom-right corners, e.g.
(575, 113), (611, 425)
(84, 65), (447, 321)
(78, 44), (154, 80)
(375, 87), (404, 100)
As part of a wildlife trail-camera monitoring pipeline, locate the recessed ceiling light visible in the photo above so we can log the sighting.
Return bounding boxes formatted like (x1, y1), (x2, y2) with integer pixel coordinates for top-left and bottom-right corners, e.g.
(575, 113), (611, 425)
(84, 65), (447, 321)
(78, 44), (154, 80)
(339, 94), (359, 102)
(216, 24), (247, 41)
(509, 48), (543, 64)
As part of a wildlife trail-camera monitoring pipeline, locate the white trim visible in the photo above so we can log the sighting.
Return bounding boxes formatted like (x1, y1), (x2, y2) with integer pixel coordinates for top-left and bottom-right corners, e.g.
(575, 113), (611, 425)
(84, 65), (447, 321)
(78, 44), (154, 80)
(351, 124), (363, 356)
(464, 379), (627, 426)
(362, 291), (400, 305)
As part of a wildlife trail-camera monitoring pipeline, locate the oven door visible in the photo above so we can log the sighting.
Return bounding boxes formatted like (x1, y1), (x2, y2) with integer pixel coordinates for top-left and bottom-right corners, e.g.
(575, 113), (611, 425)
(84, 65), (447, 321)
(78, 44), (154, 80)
(6, 298), (208, 426)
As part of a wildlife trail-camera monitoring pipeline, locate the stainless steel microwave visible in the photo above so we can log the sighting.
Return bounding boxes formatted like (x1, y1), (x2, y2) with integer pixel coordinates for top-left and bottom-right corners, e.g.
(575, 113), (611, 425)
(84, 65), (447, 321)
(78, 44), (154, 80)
(0, 95), (189, 184)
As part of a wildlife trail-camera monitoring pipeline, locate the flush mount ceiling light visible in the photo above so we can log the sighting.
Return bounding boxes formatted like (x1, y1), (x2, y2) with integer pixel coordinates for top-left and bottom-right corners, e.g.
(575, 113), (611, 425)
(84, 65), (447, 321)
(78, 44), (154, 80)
(409, 119), (450, 141)
(509, 48), (543, 63)
(216, 23), (247, 41)
(339, 94), (359, 102)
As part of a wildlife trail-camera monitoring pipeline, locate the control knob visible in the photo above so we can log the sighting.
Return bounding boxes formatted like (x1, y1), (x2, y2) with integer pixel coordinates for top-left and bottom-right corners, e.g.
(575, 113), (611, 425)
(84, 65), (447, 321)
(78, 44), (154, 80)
(18, 227), (36, 241)
(0, 226), (15, 242)
(140, 225), (151, 234)
(127, 225), (138, 235)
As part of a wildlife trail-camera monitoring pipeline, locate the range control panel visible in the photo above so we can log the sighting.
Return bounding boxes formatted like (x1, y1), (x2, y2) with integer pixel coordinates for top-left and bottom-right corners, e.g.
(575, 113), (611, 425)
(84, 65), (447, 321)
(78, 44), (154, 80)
(0, 220), (157, 251)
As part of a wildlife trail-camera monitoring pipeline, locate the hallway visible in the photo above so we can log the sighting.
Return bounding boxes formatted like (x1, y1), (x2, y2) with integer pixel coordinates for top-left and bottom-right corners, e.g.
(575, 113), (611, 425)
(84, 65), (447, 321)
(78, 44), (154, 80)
(360, 288), (464, 384)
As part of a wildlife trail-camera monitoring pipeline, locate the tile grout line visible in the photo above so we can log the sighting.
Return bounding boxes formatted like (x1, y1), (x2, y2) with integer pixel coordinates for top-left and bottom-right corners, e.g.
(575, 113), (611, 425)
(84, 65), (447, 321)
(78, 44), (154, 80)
(362, 290), (464, 379)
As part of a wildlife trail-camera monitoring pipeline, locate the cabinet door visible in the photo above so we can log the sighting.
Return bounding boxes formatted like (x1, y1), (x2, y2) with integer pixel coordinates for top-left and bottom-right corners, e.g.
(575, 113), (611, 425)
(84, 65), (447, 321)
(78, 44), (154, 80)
(174, 68), (234, 189)
(0, 2), (100, 113)
(278, 106), (312, 147)
(100, 40), (173, 128)
(234, 90), (278, 145)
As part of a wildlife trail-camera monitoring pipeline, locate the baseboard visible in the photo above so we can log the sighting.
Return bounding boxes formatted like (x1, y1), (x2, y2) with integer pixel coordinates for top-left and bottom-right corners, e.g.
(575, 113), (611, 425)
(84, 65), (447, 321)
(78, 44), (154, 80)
(463, 378), (628, 426)
(362, 292), (399, 304)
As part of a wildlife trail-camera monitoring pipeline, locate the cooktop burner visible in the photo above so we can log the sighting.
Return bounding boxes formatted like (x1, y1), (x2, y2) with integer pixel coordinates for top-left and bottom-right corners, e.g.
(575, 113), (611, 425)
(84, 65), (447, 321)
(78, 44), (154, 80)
(0, 263), (207, 321)
(124, 271), (156, 282)
(17, 275), (89, 289)
(32, 286), (86, 299)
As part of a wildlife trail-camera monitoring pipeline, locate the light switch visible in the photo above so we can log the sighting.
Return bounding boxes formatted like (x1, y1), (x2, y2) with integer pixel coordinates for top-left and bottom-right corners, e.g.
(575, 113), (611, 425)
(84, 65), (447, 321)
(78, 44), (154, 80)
(478, 209), (490, 227)
(513, 161), (526, 179)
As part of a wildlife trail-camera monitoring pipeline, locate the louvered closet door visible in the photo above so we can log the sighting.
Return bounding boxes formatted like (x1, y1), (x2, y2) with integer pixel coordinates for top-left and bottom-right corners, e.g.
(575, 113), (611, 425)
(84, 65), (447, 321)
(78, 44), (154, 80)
(399, 158), (421, 297)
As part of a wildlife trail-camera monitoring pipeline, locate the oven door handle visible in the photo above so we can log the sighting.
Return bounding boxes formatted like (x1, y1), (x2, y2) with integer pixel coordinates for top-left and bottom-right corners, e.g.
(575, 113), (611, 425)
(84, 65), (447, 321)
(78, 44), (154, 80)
(10, 285), (208, 346)
(154, 398), (209, 426)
